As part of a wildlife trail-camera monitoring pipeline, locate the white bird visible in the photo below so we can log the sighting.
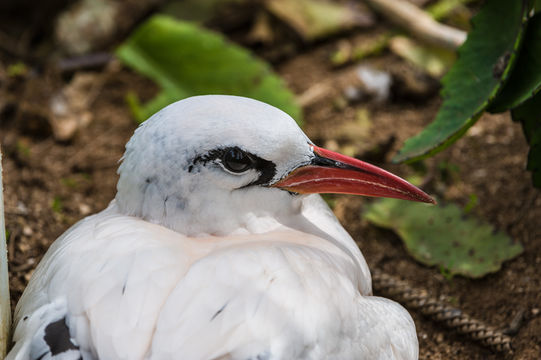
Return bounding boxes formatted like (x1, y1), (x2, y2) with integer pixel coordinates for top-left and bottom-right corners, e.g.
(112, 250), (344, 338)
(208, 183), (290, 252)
(7, 95), (434, 360)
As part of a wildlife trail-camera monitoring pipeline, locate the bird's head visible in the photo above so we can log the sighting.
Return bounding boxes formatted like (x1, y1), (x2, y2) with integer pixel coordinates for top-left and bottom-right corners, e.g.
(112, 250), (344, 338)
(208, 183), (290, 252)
(116, 95), (434, 236)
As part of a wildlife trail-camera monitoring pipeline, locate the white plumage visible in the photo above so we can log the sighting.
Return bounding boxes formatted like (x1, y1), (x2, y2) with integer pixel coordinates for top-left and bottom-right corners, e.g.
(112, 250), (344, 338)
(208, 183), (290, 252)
(7, 95), (428, 360)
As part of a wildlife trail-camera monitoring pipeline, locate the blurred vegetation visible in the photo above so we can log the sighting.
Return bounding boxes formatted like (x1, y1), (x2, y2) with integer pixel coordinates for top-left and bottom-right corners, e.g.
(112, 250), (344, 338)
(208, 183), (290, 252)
(117, 15), (302, 124)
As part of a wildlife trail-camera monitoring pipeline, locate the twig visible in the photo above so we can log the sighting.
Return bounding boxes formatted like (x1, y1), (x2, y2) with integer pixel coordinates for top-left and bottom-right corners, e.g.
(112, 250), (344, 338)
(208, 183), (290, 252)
(503, 308), (526, 336)
(296, 83), (332, 108)
(372, 269), (514, 355)
(57, 52), (113, 73)
(7, 227), (19, 263)
(10, 261), (36, 273)
(363, 0), (466, 50)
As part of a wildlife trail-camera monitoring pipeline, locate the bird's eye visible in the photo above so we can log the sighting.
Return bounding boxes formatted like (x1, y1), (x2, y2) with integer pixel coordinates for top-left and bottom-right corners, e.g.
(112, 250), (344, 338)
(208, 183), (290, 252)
(222, 148), (253, 173)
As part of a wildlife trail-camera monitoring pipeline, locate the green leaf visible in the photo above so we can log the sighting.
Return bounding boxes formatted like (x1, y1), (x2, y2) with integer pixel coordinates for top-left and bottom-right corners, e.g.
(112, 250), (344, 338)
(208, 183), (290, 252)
(511, 91), (541, 188)
(393, 0), (529, 163)
(488, 13), (541, 112)
(364, 198), (523, 278)
(6, 61), (28, 77)
(116, 15), (301, 124)
(51, 196), (64, 214)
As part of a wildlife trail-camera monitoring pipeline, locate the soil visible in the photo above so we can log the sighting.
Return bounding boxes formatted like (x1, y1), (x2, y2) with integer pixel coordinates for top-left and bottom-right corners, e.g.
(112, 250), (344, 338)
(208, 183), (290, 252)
(1, 3), (540, 359)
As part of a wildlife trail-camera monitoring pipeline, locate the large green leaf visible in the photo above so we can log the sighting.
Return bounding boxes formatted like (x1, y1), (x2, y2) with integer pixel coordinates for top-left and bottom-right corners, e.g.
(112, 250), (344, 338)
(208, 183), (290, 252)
(511, 91), (541, 188)
(116, 15), (301, 123)
(489, 13), (541, 112)
(393, 0), (529, 163)
(364, 198), (523, 278)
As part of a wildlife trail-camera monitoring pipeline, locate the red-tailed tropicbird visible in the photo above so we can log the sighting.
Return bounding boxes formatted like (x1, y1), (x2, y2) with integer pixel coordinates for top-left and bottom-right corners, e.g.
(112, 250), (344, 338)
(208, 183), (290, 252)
(7, 95), (434, 360)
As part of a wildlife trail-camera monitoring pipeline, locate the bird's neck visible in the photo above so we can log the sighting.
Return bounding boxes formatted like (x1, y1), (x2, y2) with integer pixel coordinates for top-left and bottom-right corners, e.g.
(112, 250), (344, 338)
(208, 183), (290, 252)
(112, 187), (372, 294)
(114, 184), (305, 237)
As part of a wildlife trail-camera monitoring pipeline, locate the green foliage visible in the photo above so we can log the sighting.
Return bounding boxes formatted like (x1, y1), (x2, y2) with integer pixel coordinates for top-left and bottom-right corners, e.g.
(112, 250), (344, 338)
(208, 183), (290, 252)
(6, 62), (28, 77)
(116, 15), (301, 124)
(393, 0), (529, 163)
(61, 177), (80, 188)
(395, 0), (541, 188)
(488, 13), (541, 112)
(331, 33), (389, 66)
(511, 92), (541, 187)
(51, 196), (63, 214)
(364, 198), (523, 278)
(462, 193), (478, 214)
(16, 140), (30, 158)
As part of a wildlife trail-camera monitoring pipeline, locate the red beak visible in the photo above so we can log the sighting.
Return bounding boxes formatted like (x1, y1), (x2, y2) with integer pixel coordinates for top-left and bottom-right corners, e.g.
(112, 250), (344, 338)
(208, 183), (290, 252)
(272, 146), (435, 204)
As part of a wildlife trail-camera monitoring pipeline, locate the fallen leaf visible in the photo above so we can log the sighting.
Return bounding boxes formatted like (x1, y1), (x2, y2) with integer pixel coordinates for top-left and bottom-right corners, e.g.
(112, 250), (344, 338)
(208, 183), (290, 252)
(49, 73), (101, 141)
(389, 36), (455, 78)
(364, 198), (523, 278)
(265, 0), (374, 42)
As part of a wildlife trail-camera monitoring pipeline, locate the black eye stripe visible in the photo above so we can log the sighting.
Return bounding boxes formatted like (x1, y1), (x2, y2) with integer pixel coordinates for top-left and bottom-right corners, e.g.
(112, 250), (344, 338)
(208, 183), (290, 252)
(191, 147), (277, 186)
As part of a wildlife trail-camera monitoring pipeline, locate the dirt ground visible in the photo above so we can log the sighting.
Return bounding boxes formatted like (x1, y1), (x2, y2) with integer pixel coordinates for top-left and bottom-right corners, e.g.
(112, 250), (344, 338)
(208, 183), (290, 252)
(1, 2), (540, 359)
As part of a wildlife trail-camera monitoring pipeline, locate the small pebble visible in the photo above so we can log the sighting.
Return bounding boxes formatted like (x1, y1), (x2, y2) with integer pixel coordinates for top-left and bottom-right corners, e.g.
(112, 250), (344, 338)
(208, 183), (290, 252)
(18, 241), (31, 252)
(24, 269), (34, 282)
(17, 201), (29, 215)
(356, 65), (392, 102)
(79, 203), (92, 215)
(23, 226), (33, 236)
(343, 86), (363, 103)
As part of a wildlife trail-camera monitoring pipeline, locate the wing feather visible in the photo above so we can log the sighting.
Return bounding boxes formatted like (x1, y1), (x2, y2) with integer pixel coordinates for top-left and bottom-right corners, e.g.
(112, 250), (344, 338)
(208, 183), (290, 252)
(150, 241), (362, 360)
(11, 210), (193, 359)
